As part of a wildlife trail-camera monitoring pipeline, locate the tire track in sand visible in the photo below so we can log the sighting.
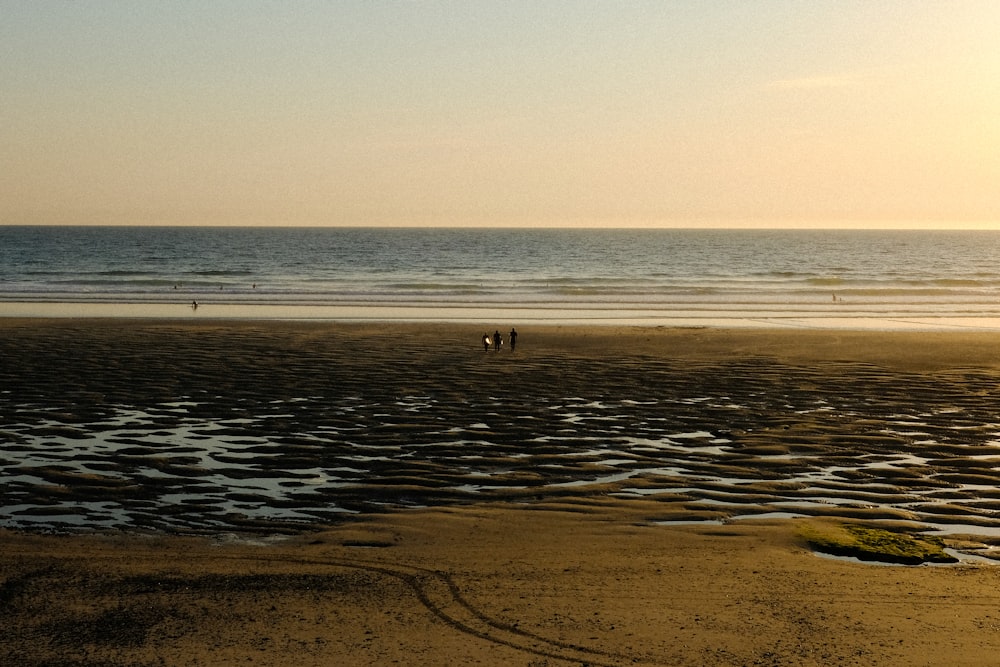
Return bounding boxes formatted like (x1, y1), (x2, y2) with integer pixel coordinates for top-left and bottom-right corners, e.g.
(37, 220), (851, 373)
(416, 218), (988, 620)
(297, 555), (654, 666)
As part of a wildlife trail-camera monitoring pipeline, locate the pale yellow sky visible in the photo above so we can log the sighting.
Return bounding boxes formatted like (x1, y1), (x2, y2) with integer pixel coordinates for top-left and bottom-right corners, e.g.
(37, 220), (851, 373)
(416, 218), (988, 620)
(2, 2), (1000, 228)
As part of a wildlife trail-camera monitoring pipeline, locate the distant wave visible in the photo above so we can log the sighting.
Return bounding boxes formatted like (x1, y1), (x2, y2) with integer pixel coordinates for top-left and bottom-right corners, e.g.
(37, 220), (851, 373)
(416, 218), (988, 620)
(932, 278), (989, 287)
(186, 269), (254, 277)
(384, 282), (489, 292)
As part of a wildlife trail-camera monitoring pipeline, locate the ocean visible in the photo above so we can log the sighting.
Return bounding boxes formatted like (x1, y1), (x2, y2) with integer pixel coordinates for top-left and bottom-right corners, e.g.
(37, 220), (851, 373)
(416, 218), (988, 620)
(4, 226), (1000, 326)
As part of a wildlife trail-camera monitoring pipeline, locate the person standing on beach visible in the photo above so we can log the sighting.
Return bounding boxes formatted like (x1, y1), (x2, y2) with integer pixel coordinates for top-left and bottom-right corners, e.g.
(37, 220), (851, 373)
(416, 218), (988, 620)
(482, 333), (490, 351)
(494, 330), (502, 351)
(509, 328), (517, 351)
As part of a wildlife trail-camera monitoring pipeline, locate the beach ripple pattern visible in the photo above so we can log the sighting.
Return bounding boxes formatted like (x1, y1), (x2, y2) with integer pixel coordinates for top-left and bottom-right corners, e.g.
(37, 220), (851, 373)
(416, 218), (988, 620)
(4, 324), (1000, 537)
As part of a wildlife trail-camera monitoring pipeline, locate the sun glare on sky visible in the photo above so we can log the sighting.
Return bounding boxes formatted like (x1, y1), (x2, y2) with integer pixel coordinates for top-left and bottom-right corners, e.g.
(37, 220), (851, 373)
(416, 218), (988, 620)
(2, 2), (999, 229)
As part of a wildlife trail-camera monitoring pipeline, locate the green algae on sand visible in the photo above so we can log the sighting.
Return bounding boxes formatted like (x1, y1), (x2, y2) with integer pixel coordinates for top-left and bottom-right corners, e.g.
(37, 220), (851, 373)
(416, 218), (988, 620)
(802, 521), (958, 565)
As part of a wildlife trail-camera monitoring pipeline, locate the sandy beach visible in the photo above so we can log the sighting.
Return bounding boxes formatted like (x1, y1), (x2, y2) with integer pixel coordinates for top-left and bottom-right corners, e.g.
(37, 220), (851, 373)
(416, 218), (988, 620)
(6, 320), (1000, 665)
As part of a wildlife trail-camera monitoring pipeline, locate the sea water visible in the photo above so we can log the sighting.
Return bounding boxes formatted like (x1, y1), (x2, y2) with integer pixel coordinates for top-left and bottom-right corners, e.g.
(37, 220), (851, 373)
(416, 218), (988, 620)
(3, 226), (1000, 326)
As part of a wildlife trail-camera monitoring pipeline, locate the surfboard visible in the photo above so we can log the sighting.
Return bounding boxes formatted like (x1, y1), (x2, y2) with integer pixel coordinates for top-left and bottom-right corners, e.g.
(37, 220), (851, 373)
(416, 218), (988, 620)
(485, 337), (491, 345)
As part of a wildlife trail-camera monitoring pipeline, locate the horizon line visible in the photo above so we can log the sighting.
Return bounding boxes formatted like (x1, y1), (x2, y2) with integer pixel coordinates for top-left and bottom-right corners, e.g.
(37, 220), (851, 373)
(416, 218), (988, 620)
(3, 222), (1000, 231)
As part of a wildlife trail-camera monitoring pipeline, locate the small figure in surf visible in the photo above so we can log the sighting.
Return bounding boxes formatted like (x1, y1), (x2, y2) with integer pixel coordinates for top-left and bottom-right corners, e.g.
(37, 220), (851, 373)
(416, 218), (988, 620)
(191, 300), (198, 310)
(509, 328), (518, 351)
(494, 330), (503, 352)
(482, 333), (490, 351)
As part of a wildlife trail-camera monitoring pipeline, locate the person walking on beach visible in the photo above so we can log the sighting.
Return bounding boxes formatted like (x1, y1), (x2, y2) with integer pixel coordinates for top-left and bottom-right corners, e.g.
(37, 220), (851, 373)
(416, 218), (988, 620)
(509, 327), (518, 351)
(482, 333), (490, 351)
(494, 330), (503, 352)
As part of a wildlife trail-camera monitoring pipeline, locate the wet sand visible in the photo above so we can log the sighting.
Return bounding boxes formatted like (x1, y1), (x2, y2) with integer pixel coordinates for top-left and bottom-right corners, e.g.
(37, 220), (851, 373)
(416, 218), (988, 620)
(6, 319), (1000, 664)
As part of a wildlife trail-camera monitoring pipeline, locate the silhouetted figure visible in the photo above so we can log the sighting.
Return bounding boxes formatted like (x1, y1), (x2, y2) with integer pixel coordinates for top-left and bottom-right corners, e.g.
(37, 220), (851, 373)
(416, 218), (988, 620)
(482, 333), (490, 351)
(509, 328), (517, 351)
(191, 300), (198, 310)
(494, 330), (502, 352)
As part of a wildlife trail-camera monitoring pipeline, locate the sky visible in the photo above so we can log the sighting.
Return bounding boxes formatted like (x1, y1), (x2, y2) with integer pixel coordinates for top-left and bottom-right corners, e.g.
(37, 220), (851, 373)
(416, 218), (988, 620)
(2, 1), (1000, 229)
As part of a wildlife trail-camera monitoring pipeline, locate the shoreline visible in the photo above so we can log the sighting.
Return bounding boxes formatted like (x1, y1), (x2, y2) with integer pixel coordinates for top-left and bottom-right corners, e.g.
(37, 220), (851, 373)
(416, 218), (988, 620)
(7, 300), (1000, 330)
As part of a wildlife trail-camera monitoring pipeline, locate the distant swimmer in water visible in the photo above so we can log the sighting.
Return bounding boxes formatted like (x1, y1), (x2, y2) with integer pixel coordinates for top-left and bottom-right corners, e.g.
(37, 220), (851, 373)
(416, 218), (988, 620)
(191, 300), (198, 310)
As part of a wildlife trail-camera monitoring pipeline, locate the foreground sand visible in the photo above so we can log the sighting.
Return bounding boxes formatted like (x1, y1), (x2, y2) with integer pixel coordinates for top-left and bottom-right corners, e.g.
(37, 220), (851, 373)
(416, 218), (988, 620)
(6, 320), (1000, 665)
(6, 507), (1000, 666)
